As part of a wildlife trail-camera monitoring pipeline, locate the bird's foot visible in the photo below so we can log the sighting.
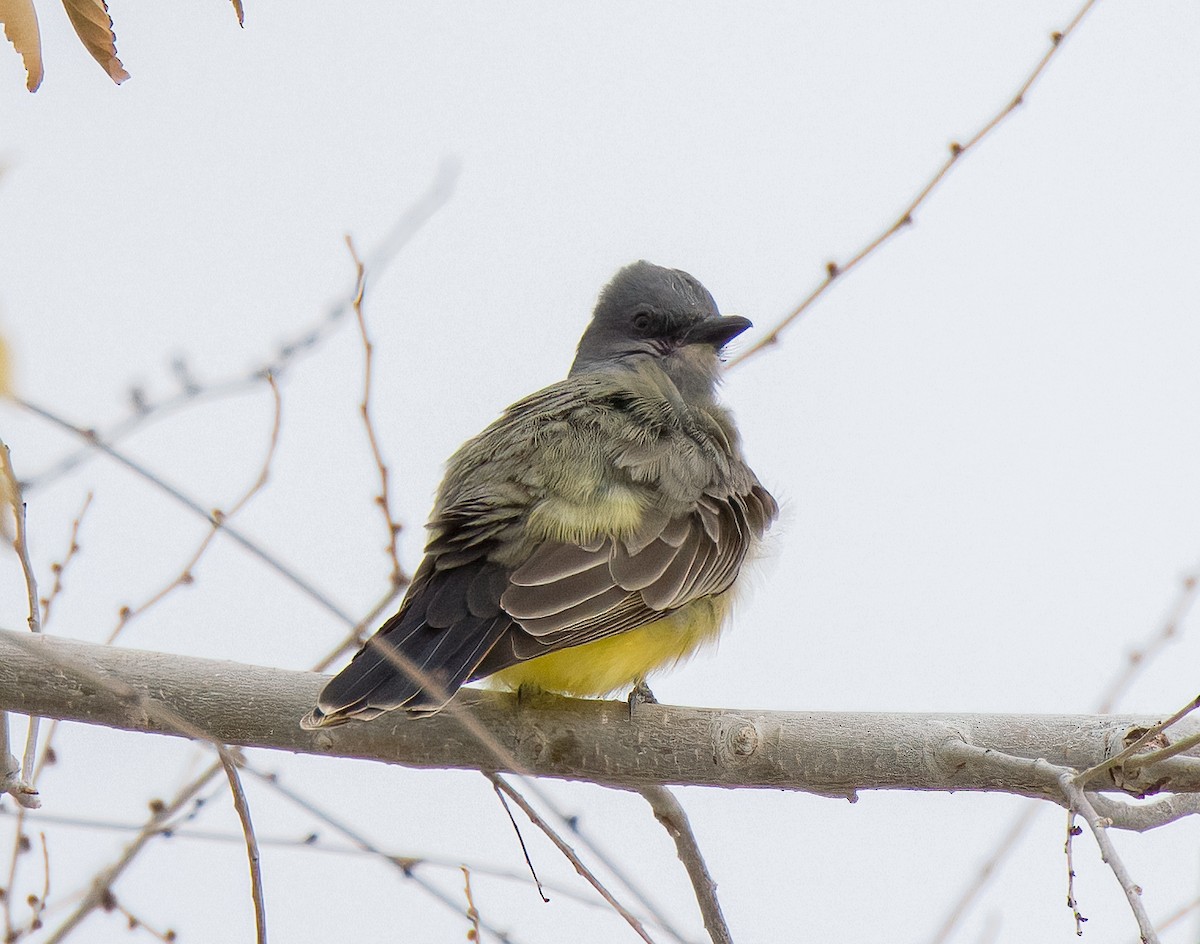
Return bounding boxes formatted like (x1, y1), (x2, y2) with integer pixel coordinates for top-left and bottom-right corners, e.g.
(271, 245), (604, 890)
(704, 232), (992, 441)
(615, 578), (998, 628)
(627, 680), (658, 718)
(515, 683), (543, 709)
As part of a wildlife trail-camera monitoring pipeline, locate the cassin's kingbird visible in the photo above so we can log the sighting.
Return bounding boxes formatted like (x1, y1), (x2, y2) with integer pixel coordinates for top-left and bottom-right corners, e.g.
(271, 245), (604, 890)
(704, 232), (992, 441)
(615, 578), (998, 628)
(302, 261), (776, 726)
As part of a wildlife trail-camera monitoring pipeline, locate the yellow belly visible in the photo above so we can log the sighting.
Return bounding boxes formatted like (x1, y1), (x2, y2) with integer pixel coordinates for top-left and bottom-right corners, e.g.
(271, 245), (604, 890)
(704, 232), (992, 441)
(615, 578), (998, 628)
(487, 594), (731, 697)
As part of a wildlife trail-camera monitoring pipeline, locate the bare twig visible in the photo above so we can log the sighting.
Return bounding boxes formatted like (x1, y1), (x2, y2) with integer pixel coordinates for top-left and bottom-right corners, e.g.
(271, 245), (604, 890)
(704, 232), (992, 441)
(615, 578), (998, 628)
(462, 866), (483, 942)
(1096, 567), (1200, 713)
(38, 492), (92, 631)
(1, 800), (26, 941)
(927, 552), (1200, 943)
(1149, 894), (1200, 936)
(0, 631), (248, 943)
(309, 617), (684, 940)
(17, 381), (286, 928)
(5, 175), (474, 944)
(345, 236), (408, 593)
(14, 395), (357, 627)
(1086, 794), (1200, 833)
(941, 744), (1161, 941)
(44, 760), (225, 943)
(728, 0), (1100, 367)
(0, 803), (631, 917)
(8, 830), (52, 939)
(1122, 728), (1200, 773)
(240, 765), (519, 943)
(109, 899), (177, 943)
(488, 774), (657, 944)
(308, 585), (405, 672)
(926, 806), (1039, 944)
(22, 159), (460, 493)
(1076, 693), (1200, 787)
(1064, 811), (1087, 935)
(0, 438), (42, 810)
(640, 785), (732, 944)
(1056, 768), (1159, 944)
(0, 441), (42, 637)
(219, 752), (266, 944)
(105, 374), (283, 644)
(491, 777), (548, 903)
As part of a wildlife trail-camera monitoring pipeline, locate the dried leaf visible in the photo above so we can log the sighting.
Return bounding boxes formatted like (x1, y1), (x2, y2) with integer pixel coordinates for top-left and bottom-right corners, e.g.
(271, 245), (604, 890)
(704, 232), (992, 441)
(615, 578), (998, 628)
(60, 0), (129, 84)
(231, 0), (243, 27)
(0, 0), (44, 92)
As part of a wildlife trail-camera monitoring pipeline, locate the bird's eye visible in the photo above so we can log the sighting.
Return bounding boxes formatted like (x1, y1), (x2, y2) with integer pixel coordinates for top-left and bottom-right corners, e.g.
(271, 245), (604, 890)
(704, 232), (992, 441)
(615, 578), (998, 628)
(632, 310), (654, 332)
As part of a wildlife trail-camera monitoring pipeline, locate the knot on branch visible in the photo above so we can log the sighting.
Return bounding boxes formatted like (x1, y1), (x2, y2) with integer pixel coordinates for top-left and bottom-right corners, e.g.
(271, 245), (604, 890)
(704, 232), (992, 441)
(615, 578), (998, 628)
(1106, 724), (1172, 797)
(710, 716), (761, 768)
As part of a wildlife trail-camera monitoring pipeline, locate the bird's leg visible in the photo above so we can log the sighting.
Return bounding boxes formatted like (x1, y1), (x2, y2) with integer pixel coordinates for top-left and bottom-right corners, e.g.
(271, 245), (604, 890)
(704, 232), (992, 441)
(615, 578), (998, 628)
(515, 682), (544, 710)
(627, 678), (658, 717)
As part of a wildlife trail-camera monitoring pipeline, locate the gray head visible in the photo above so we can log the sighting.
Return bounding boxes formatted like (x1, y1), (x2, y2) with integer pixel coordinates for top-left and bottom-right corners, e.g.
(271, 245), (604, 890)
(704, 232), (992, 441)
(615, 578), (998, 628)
(570, 262), (751, 390)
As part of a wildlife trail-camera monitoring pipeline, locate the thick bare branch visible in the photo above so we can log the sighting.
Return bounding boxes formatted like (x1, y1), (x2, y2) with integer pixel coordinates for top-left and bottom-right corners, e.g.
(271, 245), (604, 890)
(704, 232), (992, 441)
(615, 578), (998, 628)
(3, 629), (1200, 798)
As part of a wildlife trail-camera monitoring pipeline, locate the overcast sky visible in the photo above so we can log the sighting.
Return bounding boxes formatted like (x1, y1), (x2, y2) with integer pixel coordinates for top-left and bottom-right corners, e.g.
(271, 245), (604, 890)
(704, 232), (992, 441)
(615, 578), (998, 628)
(2, 2), (1199, 942)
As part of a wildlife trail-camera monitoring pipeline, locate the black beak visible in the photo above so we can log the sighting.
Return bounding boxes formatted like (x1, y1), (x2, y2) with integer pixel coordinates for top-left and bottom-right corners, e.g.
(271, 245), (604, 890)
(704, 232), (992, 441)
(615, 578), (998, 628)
(688, 315), (753, 349)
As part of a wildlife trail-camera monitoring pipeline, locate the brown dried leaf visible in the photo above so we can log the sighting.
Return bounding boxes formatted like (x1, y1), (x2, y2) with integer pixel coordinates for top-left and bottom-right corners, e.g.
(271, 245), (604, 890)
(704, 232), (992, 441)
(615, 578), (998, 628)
(0, 0), (44, 92)
(60, 0), (129, 84)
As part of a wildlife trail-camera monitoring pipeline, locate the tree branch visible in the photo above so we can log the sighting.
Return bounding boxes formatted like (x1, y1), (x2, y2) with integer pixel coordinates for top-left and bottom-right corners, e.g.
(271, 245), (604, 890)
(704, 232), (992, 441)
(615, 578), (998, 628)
(641, 786), (732, 944)
(3, 629), (1200, 800)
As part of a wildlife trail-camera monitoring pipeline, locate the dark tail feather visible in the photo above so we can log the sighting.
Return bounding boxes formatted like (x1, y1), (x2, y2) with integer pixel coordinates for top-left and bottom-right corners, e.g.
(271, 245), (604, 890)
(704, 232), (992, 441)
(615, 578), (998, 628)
(302, 612), (510, 727)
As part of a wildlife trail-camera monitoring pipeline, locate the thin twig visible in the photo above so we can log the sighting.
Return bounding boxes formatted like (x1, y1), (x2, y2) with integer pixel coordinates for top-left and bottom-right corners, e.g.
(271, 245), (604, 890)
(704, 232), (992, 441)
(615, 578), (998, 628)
(491, 777), (549, 903)
(1149, 894), (1200, 936)
(345, 236), (408, 593)
(14, 395), (357, 627)
(1056, 768), (1160, 944)
(308, 585), (404, 672)
(1121, 728), (1200, 773)
(727, 0), (1100, 368)
(462, 866), (483, 942)
(0, 632), (241, 942)
(240, 765), (518, 943)
(219, 751), (266, 944)
(310, 617), (686, 941)
(32, 831), (49, 933)
(640, 786), (732, 944)
(1, 800), (25, 941)
(38, 492), (92, 632)
(0, 438), (42, 809)
(110, 900), (177, 943)
(488, 774), (657, 944)
(1096, 566), (1200, 713)
(0, 803), (628, 916)
(1070, 810), (1089, 935)
(14, 380), (280, 857)
(1064, 810), (1087, 935)
(22, 160), (460, 493)
(1076, 693), (1200, 787)
(0, 441), (42, 636)
(1086, 794), (1200, 833)
(44, 760), (225, 943)
(105, 374), (283, 644)
(927, 551), (1200, 942)
(926, 805), (1038, 944)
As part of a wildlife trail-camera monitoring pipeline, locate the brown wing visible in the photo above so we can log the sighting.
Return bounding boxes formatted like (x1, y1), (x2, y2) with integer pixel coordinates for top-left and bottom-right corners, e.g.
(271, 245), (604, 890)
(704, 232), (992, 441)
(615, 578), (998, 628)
(471, 482), (776, 673)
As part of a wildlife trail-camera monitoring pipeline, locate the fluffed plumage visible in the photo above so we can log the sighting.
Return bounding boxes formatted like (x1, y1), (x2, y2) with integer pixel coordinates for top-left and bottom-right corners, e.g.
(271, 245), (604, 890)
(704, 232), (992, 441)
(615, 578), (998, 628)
(302, 261), (776, 726)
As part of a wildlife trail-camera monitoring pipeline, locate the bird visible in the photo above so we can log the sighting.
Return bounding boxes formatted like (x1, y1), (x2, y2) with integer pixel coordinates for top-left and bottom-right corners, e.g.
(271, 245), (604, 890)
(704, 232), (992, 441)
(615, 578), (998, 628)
(301, 261), (776, 727)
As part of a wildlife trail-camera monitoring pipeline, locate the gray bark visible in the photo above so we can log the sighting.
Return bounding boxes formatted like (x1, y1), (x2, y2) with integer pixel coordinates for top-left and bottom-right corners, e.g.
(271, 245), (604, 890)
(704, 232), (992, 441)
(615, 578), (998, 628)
(1, 627), (1198, 798)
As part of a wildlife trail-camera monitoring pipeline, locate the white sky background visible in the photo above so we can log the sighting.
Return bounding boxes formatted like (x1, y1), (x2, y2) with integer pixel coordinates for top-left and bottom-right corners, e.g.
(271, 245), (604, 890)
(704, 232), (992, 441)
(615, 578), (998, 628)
(2, 1), (1200, 941)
